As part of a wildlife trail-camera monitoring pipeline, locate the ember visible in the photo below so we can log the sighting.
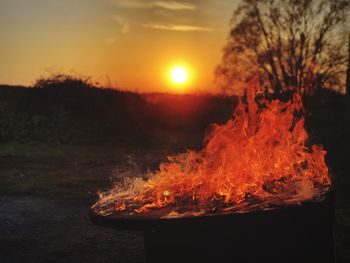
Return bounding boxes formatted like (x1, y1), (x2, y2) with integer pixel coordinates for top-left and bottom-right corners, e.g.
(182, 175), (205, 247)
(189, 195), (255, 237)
(92, 81), (331, 218)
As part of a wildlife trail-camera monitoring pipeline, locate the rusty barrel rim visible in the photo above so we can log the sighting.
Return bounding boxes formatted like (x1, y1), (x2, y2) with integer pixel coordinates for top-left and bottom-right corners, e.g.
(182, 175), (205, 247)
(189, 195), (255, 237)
(89, 185), (335, 231)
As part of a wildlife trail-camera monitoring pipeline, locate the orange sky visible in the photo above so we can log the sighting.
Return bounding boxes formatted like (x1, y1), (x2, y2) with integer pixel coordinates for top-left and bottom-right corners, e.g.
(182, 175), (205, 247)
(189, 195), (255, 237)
(0, 0), (239, 93)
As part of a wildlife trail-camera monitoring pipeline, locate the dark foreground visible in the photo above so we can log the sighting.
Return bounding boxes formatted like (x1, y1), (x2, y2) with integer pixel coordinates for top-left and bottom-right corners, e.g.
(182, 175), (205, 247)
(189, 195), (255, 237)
(0, 196), (144, 263)
(0, 143), (162, 263)
(1, 88), (350, 262)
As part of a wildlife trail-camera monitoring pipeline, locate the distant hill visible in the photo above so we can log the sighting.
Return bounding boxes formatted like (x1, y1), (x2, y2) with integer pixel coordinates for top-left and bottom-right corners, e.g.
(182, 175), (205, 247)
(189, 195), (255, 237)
(0, 85), (27, 90)
(0, 81), (235, 144)
(0, 77), (346, 154)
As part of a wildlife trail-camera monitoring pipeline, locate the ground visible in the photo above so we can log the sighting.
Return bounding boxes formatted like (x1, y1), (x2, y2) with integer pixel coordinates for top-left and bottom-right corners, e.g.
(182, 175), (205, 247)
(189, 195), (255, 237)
(0, 196), (144, 263)
(0, 143), (175, 263)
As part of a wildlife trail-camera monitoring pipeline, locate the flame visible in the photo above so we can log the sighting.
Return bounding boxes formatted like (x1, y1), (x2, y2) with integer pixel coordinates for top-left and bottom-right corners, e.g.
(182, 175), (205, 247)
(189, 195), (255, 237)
(92, 82), (330, 218)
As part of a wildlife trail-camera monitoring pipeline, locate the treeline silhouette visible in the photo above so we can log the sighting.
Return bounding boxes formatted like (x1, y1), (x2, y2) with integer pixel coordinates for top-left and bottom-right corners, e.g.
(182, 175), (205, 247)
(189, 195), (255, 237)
(0, 75), (235, 145)
(0, 75), (346, 149)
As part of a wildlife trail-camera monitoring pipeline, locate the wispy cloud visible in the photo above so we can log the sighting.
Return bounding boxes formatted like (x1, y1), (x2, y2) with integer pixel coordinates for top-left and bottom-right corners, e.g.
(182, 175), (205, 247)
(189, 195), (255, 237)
(112, 15), (130, 34)
(153, 1), (196, 10)
(143, 23), (213, 32)
(113, 0), (196, 11)
(104, 37), (117, 46)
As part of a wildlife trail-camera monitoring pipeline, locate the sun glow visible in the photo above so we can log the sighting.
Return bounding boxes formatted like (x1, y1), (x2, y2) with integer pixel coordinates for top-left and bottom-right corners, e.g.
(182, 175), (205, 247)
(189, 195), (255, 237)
(170, 66), (189, 85)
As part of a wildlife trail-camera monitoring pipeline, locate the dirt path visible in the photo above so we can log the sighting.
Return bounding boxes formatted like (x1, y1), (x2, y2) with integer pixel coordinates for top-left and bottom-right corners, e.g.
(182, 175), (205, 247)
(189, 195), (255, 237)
(0, 196), (145, 263)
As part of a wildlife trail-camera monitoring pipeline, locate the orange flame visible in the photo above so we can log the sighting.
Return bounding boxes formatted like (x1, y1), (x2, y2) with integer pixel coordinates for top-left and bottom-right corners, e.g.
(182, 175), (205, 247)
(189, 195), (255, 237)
(93, 82), (330, 218)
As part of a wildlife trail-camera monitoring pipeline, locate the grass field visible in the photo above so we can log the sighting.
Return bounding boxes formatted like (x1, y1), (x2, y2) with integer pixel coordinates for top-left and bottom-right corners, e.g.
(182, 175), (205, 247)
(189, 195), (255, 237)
(0, 142), (183, 263)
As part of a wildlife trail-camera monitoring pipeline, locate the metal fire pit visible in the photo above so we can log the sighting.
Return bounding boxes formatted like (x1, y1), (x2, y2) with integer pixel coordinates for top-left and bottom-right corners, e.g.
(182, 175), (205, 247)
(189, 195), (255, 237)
(90, 188), (335, 263)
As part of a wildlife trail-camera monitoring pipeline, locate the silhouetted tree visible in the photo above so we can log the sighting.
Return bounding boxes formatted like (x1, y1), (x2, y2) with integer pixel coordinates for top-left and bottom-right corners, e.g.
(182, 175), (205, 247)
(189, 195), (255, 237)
(216, 0), (350, 95)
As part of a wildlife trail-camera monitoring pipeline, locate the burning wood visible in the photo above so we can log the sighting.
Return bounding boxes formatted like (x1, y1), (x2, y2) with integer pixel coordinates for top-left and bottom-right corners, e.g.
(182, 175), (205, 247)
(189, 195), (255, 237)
(92, 82), (331, 218)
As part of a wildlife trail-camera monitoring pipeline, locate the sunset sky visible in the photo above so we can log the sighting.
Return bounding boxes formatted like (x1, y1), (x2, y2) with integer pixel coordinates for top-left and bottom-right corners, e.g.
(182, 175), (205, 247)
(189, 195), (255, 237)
(0, 0), (239, 93)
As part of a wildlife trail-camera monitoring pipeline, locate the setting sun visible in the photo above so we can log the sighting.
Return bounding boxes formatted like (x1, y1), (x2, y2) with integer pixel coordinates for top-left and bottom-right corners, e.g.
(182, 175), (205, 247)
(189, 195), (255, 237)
(170, 66), (189, 85)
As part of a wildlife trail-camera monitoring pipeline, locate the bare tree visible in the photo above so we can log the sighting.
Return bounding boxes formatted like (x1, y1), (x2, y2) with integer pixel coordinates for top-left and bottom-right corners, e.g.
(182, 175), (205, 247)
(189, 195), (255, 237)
(347, 33), (350, 97)
(216, 0), (350, 95)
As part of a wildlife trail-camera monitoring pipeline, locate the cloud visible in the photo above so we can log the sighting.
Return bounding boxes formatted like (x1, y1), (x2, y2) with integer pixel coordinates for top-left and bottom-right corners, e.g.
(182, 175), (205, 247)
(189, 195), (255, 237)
(112, 15), (130, 34)
(113, 0), (196, 10)
(104, 37), (117, 46)
(142, 23), (213, 32)
(153, 1), (196, 10)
